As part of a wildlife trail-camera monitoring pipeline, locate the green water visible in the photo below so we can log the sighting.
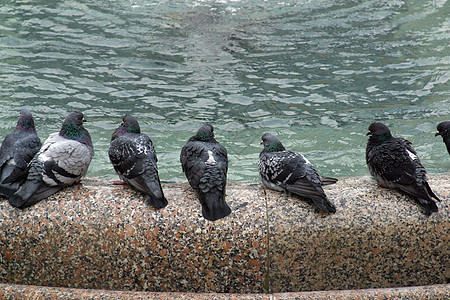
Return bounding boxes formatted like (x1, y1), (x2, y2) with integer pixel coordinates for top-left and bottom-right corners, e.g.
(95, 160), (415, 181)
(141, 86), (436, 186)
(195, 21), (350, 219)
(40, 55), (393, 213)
(0, 0), (449, 182)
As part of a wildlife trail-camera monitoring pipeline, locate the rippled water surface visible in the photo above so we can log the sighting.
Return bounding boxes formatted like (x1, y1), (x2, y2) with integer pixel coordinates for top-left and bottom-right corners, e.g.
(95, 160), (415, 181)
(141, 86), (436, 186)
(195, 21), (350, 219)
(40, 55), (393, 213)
(1, 0), (449, 182)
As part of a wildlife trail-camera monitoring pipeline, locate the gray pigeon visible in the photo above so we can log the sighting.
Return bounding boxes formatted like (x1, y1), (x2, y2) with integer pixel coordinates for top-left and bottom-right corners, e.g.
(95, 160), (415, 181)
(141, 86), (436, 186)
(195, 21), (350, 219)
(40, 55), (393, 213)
(180, 124), (231, 221)
(0, 109), (42, 197)
(8, 111), (94, 209)
(258, 133), (337, 213)
(435, 121), (450, 155)
(108, 115), (167, 209)
(366, 122), (440, 214)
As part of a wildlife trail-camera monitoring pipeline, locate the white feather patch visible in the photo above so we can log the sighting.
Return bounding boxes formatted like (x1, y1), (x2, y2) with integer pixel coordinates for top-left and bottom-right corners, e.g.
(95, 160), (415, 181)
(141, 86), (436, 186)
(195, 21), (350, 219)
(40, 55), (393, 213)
(406, 150), (418, 161)
(206, 150), (216, 164)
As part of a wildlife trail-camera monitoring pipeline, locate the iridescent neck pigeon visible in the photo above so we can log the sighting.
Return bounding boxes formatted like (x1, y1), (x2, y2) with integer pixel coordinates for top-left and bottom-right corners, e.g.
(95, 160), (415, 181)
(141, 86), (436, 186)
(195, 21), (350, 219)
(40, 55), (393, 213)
(109, 115), (167, 209)
(8, 111), (93, 208)
(258, 133), (337, 214)
(0, 109), (42, 197)
(180, 124), (231, 221)
(366, 122), (440, 215)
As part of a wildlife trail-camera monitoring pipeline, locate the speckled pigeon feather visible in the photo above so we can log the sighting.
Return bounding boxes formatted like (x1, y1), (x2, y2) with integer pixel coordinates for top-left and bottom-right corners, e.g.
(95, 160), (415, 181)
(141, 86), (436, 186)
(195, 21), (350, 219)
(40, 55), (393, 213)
(109, 115), (167, 209)
(258, 133), (337, 213)
(0, 109), (42, 197)
(366, 122), (440, 215)
(8, 111), (93, 209)
(180, 124), (231, 221)
(435, 121), (450, 155)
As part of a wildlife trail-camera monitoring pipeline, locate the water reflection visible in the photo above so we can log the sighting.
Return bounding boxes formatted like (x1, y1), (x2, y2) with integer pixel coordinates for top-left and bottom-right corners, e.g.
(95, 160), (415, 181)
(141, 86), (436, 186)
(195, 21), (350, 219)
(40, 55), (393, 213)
(0, 0), (449, 182)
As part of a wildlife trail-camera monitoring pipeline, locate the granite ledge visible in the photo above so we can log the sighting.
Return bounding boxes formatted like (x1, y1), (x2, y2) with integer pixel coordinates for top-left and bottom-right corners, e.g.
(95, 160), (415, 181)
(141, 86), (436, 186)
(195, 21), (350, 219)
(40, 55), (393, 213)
(0, 174), (449, 294)
(0, 283), (448, 299)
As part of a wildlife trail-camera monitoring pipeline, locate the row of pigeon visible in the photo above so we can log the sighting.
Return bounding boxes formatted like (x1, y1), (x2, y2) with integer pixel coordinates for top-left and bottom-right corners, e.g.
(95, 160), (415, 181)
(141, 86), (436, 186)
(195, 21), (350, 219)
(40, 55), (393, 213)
(0, 109), (449, 220)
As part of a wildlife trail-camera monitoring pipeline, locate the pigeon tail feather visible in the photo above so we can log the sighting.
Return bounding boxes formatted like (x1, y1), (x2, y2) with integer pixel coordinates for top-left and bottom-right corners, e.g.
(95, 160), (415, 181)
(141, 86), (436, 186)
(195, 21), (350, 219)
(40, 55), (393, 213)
(8, 179), (63, 209)
(320, 176), (338, 186)
(146, 194), (168, 209)
(8, 180), (41, 208)
(125, 175), (168, 209)
(287, 180), (336, 214)
(417, 198), (438, 215)
(424, 181), (440, 202)
(0, 184), (18, 198)
(312, 196), (337, 214)
(201, 191), (231, 221)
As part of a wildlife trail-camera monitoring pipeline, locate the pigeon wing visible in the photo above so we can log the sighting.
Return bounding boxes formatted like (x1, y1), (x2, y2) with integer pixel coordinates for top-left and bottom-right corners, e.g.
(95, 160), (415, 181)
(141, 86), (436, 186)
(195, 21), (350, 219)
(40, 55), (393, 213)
(181, 141), (206, 189)
(368, 138), (420, 186)
(2, 133), (42, 184)
(260, 151), (335, 213)
(109, 135), (146, 179)
(40, 136), (93, 186)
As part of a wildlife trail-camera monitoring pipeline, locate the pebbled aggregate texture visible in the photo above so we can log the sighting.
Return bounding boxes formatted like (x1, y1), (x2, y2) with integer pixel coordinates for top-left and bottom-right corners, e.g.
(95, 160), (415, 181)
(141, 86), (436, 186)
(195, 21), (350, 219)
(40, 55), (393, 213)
(0, 174), (449, 296)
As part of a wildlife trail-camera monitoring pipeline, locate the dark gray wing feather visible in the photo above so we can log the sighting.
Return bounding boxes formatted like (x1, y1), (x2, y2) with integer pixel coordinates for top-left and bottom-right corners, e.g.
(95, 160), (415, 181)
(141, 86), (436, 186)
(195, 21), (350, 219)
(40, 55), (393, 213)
(109, 134), (167, 208)
(180, 141), (230, 221)
(259, 151), (336, 213)
(366, 137), (439, 214)
(0, 131), (41, 197)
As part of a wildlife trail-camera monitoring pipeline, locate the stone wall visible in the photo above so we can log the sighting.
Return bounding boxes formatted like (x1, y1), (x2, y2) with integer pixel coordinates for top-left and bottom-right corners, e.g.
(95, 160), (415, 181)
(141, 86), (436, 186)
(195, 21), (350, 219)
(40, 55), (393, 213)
(0, 174), (448, 293)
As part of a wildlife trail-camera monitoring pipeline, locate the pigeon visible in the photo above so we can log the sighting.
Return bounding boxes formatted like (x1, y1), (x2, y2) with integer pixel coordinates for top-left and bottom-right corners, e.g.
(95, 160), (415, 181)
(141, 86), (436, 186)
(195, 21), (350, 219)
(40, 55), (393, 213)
(0, 109), (42, 197)
(435, 121), (450, 155)
(108, 115), (167, 209)
(258, 133), (337, 213)
(366, 122), (440, 214)
(180, 124), (231, 221)
(8, 111), (94, 209)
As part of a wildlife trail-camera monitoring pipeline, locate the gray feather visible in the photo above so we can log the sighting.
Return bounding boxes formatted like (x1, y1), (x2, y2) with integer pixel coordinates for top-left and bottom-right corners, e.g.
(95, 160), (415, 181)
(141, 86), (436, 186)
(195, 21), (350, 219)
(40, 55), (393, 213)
(366, 122), (439, 214)
(8, 111), (93, 209)
(109, 115), (167, 209)
(180, 124), (231, 221)
(258, 133), (337, 214)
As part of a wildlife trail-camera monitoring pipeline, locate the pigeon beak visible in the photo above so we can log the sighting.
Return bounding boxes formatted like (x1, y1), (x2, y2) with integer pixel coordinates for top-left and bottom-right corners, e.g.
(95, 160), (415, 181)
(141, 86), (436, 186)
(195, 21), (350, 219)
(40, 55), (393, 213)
(435, 132), (441, 137)
(366, 131), (372, 136)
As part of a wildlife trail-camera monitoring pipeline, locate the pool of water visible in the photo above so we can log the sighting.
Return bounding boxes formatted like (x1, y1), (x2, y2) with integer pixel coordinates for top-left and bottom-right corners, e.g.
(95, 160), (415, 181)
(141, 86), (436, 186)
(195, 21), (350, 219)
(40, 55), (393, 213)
(0, 0), (449, 182)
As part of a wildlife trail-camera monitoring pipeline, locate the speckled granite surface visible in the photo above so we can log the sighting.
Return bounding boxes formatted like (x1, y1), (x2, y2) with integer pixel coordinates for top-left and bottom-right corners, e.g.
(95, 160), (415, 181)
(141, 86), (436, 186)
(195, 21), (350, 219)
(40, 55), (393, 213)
(0, 180), (267, 293)
(267, 175), (449, 292)
(0, 174), (449, 295)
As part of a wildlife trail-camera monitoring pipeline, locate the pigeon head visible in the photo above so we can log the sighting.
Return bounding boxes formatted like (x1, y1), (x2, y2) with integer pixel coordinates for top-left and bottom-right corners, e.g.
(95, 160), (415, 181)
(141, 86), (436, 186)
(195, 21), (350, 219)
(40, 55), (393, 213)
(111, 115), (141, 141)
(366, 122), (393, 142)
(60, 111), (89, 141)
(16, 108), (37, 133)
(261, 133), (286, 153)
(435, 121), (450, 137)
(120, 115), (141, 134)
(195, 124), (215, 142)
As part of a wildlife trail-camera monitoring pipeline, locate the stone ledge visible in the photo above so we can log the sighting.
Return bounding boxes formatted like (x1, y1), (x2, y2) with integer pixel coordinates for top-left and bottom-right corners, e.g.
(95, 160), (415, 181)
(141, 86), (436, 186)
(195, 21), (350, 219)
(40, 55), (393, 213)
(0, 283), (449, 299)
(0, 174), (449, 293)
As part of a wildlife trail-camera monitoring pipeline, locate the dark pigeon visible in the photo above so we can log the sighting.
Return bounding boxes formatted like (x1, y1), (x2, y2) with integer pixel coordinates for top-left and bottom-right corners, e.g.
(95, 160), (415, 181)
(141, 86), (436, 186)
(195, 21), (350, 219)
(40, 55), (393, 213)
(108, 115), (167, 209)
(366, 122), (440, 215)
(8, 111), (94, 209)
(0, 109), (42, 197)
(180, 124), (231, 221)
(435, 121), (450, 155)
(258, 133), (337, 213)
